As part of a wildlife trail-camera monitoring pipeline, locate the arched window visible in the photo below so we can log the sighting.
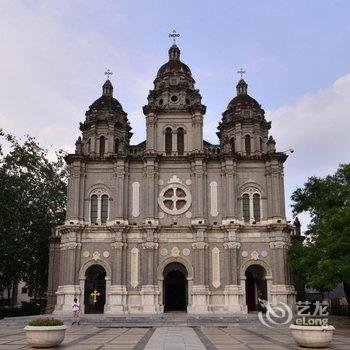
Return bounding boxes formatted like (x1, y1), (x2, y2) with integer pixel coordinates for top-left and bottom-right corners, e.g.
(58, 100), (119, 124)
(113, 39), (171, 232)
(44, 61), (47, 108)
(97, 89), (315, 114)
(177, 128), (184, 155)
(87, 138), (91, 153)
(99, 136), (106, 157)
(101, 194), (109, 224)
(165, 127), (172, 155)
(242, 194), (250, 222)
(245, 135), (251, 156)
(114, 138), (120, 153)
(259, 137), (263, 153)
(230, 137), (235, 154)
(253, 194), (261, 222)
(90, 195), (98, 224)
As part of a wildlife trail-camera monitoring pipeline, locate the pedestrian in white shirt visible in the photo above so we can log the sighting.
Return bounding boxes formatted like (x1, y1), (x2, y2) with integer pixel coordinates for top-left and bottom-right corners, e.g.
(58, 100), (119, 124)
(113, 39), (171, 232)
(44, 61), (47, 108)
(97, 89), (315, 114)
(72, 298), (80, 325)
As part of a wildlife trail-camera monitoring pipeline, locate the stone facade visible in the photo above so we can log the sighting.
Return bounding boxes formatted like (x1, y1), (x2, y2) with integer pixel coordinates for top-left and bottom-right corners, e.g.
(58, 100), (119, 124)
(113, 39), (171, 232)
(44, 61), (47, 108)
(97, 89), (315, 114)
(48, 44), (296, 314)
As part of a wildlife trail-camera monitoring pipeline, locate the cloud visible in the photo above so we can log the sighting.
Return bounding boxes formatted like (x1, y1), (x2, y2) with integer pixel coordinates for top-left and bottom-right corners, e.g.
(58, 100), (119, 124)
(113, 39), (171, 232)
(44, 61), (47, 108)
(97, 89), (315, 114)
(268, 73), (350, 230)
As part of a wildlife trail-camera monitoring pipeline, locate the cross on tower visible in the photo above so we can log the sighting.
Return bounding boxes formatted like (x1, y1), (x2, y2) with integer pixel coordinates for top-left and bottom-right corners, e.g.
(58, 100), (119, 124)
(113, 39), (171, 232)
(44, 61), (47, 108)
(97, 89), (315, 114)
(169, 30), (180, 43)
(237, 68), (246, 79)
(104, 69), (113, 80)
(90, 290), (100, 303)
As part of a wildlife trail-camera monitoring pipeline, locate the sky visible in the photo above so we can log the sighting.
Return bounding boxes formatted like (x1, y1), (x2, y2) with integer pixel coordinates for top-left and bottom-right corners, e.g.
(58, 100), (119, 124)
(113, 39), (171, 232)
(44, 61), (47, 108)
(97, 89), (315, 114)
(1, 0), (350, 231)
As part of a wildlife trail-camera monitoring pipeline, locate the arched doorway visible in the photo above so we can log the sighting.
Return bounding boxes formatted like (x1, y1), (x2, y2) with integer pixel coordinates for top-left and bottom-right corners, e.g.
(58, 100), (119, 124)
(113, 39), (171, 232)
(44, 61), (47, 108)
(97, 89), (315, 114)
(84, 264), (106, 314)
(163, 262), (188, 312)
(245, 264), (267, 312)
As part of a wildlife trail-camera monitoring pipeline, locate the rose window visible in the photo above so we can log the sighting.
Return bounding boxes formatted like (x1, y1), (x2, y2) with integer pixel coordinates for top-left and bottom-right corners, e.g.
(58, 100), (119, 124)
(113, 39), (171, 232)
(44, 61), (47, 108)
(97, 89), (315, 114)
(158, 183), (192, 215)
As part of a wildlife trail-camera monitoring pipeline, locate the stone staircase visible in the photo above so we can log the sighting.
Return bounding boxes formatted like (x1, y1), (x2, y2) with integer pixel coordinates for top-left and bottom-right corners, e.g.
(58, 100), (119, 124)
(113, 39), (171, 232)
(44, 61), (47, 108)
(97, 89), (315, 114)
(0, 313), (261, 328)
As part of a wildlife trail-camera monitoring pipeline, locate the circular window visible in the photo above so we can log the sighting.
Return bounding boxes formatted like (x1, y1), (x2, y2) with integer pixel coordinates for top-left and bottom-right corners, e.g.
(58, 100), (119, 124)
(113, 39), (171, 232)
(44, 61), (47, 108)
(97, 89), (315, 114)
(159, 99), (163, 105)
(170, 95), (178, 102)
(158, 183), (191, 215)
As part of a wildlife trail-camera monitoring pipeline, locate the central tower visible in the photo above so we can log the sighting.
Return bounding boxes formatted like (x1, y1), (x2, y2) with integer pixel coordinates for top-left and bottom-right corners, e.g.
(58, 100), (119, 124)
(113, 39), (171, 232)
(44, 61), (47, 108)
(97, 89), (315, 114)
(143, 44), (206, 155)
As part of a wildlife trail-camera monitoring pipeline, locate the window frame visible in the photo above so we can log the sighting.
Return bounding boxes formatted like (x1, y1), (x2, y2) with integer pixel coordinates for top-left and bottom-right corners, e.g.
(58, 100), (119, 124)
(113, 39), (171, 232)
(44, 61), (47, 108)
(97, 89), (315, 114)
(89, 190), (110, 225)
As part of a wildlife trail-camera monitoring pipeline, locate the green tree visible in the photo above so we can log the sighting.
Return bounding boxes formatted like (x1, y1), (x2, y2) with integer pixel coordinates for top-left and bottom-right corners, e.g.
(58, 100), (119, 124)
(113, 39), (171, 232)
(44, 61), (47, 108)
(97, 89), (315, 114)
(0, 130), (66, 305)
(289, 164), (350, 303)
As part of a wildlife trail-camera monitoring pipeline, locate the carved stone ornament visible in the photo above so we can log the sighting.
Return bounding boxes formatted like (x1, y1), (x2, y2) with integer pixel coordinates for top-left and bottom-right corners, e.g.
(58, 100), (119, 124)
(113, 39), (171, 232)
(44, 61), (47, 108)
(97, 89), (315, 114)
(171, 246), (180, 257)
(223, 242), (241, 250)
(61, 242), (80, 250)
(83, 251), (90, 258)
(103, 251), (110, 258)
(142, 242), (159, 250)
(158, 182), (192, 215)
(192, 242), (208, 250)
(251, 251), (259, 260)
(269, 241), (288, 249)
(160, 248), (168, 256)
(92, 251), (101, 261)
(111, 242), (124, 250)
(182, 248), (190, 256)
(241, 250), (249, 258)
(261, 250), (268, 257)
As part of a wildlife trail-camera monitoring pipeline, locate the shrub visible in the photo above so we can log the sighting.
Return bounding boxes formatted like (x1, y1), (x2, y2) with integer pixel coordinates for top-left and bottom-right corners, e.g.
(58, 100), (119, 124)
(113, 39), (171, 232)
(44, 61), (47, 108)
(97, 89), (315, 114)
(0, 302), (42, 318)
(28, 318), (64, 326)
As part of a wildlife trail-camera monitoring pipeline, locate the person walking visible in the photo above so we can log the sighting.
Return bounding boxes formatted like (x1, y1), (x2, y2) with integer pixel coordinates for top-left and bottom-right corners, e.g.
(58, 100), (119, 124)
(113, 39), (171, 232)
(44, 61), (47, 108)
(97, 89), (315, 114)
(72, 298), (80, 325)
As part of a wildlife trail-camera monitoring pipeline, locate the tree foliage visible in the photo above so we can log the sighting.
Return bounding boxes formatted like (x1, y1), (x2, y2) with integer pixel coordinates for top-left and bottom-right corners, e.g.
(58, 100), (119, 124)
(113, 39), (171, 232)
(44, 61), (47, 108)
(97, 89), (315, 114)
(0, 130), (66, 304)
(289, 164), (350, 302)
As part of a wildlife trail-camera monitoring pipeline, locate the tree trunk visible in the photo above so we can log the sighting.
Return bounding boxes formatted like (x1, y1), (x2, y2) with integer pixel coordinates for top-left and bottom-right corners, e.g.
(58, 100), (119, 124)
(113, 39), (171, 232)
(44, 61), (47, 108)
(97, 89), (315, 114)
(7, 287), (11, 306)
(343, 281), (350, 305)
(11, 281), (18, 306)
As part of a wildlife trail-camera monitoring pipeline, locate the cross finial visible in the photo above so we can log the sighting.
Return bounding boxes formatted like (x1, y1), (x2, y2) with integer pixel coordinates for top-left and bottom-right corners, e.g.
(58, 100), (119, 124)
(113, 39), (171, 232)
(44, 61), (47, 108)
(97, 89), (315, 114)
(237, 68), (246, 79)
(169, 29), (180, 44)
(104, 69), (113, 80)
(90, 290), (100, 303)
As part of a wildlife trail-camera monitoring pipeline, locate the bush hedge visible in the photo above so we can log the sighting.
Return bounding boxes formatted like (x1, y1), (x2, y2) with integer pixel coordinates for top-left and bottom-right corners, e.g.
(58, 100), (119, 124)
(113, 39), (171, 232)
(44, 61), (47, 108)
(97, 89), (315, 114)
(0, 302), (42, 319)
(28, 318), (64, 326)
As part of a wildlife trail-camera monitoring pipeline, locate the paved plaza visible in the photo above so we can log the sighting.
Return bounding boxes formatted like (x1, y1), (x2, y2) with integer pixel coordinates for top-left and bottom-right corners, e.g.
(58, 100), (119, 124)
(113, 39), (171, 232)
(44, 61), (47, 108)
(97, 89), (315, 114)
(0, 321), (350, 350)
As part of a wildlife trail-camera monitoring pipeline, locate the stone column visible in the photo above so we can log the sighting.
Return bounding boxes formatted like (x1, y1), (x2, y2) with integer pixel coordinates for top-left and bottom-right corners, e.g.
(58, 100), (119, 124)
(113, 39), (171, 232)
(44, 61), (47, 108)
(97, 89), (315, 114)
(54, 236), (81, 313)
(269, 240), (295, 307)
(144, 156), (157, 221)
(107, 239), (126, 314)
(265, 162), (274, 219)
(224, 159), (237, 220)
(146, 113), (156, 151)
(114, 159), (126, 221)
(47, 235), (61, 309)
(191, 158), (205, 221)
(78, 165), (86, 222)
(223, 241), (243, 312)
(192, 112), (203, 151)
(140, 241), (159, 313)
(190, 241), (209, 313)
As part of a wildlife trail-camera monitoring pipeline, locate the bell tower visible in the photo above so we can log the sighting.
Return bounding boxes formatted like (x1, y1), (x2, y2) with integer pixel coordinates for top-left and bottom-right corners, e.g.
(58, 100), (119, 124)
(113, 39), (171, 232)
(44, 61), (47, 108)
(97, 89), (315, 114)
(79, 77), (132, 158)
(218, 76), (271, 156)
(143, 44), (206, 155)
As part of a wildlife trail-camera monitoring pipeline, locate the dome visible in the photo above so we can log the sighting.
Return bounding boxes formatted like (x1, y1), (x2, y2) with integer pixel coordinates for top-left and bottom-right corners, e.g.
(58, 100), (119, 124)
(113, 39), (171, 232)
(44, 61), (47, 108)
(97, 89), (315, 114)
(156, 44), (192, 78)
(227, 93), (260, 110)
(88, 79), (124, 113)
(90, 95), (123, 112)
(226, 79), (260, 110)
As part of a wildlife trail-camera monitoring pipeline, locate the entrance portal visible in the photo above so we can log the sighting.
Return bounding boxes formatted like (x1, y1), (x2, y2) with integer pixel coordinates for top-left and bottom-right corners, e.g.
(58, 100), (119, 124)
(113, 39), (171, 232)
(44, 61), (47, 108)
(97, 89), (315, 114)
(84, 264), (106, 314)
(163, 262), (188, 312)
(245, 264), (267, 312)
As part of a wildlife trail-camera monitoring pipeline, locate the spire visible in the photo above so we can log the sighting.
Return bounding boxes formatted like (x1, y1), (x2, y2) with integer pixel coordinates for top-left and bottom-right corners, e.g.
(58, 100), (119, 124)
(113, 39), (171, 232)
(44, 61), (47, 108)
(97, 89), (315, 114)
(103, 79), (113, 97)
(168, 44), (181, 61)
(236, 78), (248, 95)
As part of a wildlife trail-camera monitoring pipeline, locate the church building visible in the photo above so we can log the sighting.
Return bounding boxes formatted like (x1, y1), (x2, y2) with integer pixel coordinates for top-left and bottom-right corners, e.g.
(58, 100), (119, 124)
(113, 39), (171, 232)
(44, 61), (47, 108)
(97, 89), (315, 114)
(48, 43), (296, 314)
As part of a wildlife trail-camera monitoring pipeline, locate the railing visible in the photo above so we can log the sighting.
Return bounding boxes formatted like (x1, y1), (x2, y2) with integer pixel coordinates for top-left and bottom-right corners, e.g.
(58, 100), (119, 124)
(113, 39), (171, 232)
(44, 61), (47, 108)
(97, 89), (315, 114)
(328, 304), (350, 317)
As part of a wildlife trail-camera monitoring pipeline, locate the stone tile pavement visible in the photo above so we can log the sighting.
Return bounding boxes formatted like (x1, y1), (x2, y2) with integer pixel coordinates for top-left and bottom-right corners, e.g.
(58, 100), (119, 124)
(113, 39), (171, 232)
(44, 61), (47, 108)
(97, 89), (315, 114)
(0, 323), (349, 349)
